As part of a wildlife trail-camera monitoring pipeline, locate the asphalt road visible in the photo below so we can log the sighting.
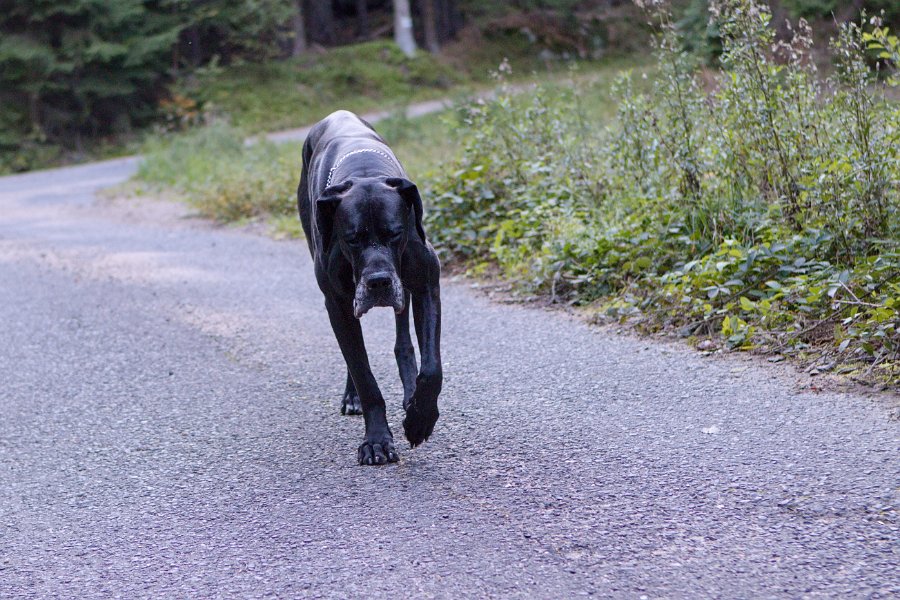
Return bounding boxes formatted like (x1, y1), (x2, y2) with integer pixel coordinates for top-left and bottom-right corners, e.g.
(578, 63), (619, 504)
(1, 141), (898, 598)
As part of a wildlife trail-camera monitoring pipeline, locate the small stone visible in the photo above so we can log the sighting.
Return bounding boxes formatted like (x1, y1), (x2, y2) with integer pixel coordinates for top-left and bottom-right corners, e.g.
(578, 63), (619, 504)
(698, 339), (717, 351)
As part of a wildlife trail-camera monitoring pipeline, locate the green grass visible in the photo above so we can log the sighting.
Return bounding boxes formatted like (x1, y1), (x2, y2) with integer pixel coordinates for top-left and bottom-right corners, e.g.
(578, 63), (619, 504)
(189, 41), (464, 134)
(190, 40), (647, 135)
(134, 111), (463, 227)
(139, 123), (302, 223)
(135, 57), (640, 226)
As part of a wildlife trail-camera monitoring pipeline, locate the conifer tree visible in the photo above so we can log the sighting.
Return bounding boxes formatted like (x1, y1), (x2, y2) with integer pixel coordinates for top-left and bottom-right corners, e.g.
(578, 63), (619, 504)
(0, 0), (182, 147)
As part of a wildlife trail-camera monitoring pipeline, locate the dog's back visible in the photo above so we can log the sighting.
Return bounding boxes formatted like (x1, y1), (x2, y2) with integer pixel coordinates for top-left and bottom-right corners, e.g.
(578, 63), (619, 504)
(298, 110), (393, 254)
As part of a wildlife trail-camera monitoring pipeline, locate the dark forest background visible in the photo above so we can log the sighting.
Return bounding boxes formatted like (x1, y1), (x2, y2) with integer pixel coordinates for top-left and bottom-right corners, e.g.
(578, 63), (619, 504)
(1, 1), (896, 170)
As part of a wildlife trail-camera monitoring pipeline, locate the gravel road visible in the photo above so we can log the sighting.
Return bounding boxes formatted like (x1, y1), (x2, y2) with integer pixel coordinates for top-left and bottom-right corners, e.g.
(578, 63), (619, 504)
(0, 135), (897, 598)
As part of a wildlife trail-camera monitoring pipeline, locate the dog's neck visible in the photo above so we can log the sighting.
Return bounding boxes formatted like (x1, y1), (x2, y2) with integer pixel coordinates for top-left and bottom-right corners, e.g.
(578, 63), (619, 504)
(326, 148), (398, 187)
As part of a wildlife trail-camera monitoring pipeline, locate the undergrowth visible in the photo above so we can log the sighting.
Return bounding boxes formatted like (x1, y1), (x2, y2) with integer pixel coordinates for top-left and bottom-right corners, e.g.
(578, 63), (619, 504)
(424, 0), (900, 386)
(136, 5), (899, 386)
(3, 35), (591, 174)
(138, 123), (301, 222)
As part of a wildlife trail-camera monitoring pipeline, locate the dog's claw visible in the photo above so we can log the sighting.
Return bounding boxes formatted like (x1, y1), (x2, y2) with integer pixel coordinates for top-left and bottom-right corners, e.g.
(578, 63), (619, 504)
(403, 403), (439, 448)
(341, 394), (363, 416)
(357, 438), (399, 466)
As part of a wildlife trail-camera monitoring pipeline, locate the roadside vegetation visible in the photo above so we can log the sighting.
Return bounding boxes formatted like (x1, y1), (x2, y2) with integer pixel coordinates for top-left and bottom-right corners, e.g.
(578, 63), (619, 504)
(1, 38), (466, 174)
(425, 0), (900, 386)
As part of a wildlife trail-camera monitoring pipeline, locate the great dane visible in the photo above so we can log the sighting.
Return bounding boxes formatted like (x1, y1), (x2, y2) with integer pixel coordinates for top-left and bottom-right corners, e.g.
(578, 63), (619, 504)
(297, 110), (443, 466)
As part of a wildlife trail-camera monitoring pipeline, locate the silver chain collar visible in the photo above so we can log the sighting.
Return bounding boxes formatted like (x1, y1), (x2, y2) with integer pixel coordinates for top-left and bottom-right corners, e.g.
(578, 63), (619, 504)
(325, 148), (396, 187)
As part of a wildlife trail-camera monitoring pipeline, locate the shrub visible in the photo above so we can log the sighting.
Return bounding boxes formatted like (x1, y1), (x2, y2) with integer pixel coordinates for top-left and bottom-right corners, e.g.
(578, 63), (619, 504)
(424, 0), (899, 381)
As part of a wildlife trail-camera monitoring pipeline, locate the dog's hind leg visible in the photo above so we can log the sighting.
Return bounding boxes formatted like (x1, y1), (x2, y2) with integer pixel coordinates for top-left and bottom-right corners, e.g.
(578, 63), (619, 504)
(324, 295), (398, 465)
(395, 290), (418, 409)
(340, 369), (362, 416)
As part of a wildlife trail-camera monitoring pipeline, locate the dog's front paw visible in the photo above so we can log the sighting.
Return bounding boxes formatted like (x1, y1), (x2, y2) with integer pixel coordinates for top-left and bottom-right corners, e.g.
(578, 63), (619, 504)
(341, 391), (363, 416)
(357, 435), (399, 466)
(403, 401), (439, 448)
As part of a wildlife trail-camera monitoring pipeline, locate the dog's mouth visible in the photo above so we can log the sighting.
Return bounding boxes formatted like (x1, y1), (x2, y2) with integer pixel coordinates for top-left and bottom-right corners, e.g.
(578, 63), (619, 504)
(353, 275), (405, 319)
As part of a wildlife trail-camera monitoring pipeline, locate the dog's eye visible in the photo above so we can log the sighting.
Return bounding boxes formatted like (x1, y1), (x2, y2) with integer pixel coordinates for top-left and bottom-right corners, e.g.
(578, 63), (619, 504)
(344, 235), (360, 246)
(389, 231), (403, 241)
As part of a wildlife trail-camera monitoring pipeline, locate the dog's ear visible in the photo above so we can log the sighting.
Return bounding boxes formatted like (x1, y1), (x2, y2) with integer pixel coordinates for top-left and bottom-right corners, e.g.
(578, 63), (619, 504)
(385, 177), (426, 243)
(316, 180), (352, 250)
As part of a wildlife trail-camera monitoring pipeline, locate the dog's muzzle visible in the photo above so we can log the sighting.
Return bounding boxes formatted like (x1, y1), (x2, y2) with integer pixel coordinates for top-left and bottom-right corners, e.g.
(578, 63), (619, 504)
(353, 272), (405, 319)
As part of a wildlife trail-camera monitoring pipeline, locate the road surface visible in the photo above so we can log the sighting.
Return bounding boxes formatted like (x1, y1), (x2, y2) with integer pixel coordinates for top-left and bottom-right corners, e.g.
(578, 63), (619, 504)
(0, 134), (897, 598)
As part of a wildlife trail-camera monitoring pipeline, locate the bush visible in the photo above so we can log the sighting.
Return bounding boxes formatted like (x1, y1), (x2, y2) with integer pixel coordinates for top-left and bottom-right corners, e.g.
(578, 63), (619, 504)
(675, 0), (900, 63)
(424, 0), (899, 382)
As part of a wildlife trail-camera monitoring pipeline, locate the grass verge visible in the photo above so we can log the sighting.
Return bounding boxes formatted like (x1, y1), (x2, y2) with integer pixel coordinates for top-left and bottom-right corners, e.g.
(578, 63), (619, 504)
(182, 41), (464, 134)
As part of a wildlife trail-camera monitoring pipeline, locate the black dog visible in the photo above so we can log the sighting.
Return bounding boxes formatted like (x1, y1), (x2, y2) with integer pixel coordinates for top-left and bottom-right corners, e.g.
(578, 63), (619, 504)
(297, 110), (443, 466)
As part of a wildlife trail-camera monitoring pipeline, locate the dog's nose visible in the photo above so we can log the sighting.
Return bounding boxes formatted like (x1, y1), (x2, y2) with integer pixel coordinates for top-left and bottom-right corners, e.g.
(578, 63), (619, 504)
(365, 273), (393, 290)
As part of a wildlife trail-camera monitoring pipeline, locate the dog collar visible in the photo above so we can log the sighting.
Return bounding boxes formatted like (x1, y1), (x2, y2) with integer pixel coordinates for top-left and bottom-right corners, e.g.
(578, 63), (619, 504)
(326, 148), (396, 187)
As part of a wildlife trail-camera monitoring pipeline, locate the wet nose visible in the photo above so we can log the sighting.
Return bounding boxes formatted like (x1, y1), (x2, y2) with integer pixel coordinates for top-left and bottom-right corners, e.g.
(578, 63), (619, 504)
(366, 273), (393, 290)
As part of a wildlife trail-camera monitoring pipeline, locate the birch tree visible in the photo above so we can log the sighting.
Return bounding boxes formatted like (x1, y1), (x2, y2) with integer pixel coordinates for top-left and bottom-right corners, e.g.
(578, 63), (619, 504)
(393, 0), (417, 57)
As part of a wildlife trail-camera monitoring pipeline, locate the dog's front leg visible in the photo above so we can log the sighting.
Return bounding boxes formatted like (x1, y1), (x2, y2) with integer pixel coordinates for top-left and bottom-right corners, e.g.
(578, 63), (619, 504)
(404, 281), (442, 447)
(324, 296), (398, 465)
(395, 290), (418, 408)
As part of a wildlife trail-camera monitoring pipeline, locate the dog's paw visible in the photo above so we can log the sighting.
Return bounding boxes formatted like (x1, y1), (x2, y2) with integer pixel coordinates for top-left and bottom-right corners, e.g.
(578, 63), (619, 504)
(403, 402), (439, 448)
(357, 437), (399, 466)
(341, 392), (363, 416)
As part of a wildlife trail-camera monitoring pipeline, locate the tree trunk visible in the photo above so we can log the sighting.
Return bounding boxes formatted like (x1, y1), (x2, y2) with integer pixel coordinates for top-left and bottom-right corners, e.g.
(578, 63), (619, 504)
(420, 0), (440, 53)
(393, 0), (417, 57)
(441, 0), (462, 41)
(292, 0), (308, 56)
(188, 26), (202, 66)
(28, 92), (41, 135)
(356, 0), (370, 40)
(308, 0), (335, 46)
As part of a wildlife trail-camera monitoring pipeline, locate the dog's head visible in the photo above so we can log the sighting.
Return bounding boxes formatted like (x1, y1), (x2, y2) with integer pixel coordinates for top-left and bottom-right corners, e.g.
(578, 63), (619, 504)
(316, 176), (426, 319)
